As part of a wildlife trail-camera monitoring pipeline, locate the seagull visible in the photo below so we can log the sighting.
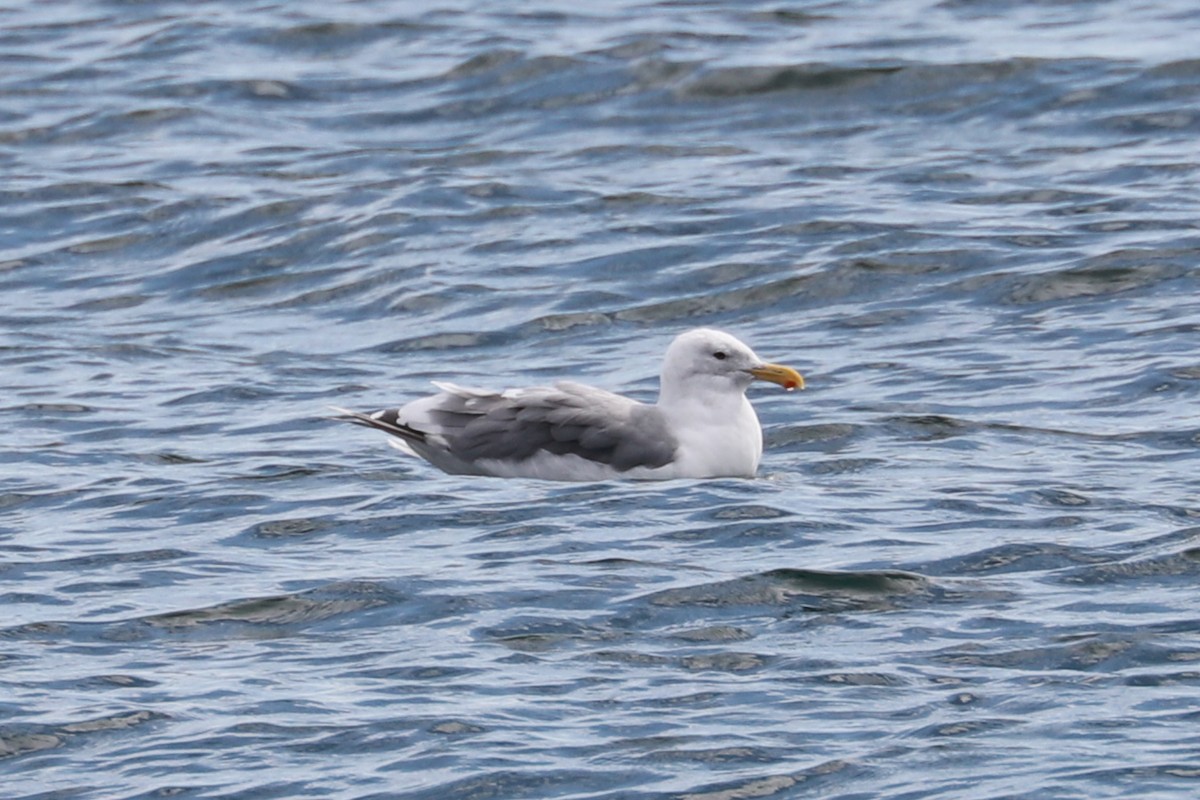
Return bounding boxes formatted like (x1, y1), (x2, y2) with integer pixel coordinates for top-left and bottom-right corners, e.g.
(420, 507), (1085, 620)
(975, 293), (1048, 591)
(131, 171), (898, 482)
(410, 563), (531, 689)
(332, 327), (804, 481)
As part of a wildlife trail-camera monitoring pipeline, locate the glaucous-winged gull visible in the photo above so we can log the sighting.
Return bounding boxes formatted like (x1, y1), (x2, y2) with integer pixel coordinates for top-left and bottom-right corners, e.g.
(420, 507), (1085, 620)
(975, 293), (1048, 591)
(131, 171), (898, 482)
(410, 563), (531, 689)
(332, 327), (803, 481)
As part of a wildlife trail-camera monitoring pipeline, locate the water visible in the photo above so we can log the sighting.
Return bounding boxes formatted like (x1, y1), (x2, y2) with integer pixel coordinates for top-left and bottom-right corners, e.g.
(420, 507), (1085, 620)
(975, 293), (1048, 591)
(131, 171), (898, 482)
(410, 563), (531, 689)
(3, 0), (1200, 797)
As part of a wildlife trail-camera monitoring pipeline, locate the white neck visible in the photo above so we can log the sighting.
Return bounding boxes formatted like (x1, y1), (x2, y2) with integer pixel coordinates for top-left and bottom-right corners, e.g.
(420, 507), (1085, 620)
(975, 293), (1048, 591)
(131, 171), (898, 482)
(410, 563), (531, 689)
(657, 385), (763, 478)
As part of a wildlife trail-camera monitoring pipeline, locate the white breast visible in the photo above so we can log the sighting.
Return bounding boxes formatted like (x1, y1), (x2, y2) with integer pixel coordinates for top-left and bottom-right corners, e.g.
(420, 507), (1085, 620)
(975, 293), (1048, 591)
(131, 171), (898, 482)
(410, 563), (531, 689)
(662, 395), (763, 478)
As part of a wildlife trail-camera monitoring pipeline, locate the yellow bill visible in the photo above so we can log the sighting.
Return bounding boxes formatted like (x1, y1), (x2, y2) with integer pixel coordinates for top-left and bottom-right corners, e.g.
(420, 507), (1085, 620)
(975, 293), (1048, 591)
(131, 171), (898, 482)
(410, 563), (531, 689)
(749, 363), (805, 392)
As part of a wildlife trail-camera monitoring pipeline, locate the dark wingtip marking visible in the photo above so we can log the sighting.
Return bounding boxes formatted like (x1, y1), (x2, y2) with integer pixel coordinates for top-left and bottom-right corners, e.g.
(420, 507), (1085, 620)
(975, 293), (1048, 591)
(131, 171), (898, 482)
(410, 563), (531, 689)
(330, 406), (427, 444)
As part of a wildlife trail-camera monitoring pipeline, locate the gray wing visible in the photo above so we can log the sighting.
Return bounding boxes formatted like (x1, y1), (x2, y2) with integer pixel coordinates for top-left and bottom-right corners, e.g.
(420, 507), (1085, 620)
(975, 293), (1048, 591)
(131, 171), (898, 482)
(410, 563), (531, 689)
(345, 381), (679, 473)
(442, 381), (677, 471)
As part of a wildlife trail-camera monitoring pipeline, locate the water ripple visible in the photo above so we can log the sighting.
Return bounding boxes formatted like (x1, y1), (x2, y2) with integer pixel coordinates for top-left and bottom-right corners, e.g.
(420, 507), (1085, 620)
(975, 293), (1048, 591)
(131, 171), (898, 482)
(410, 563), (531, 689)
(4, 0), (1200, 798)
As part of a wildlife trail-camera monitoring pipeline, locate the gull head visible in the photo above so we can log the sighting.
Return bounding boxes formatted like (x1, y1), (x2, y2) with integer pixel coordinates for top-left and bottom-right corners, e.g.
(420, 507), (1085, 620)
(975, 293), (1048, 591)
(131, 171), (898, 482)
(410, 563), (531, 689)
(659, 328), (804, 404)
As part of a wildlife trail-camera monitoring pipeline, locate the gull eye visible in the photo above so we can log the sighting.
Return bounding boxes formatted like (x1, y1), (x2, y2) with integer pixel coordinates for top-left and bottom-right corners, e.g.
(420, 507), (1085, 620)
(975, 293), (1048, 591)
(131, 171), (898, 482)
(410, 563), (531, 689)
(713, 351), (727, 360)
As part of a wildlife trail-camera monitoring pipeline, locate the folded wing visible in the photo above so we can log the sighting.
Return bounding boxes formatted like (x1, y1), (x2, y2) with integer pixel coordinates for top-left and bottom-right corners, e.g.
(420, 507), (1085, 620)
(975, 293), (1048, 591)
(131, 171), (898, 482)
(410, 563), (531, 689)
(335, 381), (679, 476)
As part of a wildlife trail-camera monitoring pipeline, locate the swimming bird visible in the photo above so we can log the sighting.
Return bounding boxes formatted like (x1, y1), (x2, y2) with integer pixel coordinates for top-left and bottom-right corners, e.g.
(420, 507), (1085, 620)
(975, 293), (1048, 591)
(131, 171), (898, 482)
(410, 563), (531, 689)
(332, 327), (804, 481)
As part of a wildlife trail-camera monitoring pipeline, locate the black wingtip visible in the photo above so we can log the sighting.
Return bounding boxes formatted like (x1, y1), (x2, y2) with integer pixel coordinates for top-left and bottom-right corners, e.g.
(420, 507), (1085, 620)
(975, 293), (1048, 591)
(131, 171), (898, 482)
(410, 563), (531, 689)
(328, 406), (427, 443)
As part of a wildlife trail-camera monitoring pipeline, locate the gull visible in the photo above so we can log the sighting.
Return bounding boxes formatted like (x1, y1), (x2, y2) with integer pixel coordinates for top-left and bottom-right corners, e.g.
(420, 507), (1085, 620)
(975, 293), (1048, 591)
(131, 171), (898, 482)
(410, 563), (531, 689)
(332, 327), (804, 481)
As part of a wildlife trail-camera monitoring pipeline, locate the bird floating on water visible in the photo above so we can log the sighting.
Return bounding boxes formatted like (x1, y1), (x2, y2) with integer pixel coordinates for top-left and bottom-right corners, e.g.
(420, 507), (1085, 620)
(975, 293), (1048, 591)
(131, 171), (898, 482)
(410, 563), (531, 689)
(332, 327), (804, 481)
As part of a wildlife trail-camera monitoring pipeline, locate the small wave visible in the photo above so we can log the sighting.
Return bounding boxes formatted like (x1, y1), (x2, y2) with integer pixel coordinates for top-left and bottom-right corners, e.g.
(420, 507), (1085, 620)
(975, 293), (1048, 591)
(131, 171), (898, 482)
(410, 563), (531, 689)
(640, 567), (932, 613)
(682, 63), (904, 98)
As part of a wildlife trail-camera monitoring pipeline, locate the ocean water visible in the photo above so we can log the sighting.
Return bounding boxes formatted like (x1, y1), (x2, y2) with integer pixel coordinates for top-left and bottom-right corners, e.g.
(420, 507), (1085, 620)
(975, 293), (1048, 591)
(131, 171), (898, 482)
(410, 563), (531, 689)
(3, 0), (1200, 798)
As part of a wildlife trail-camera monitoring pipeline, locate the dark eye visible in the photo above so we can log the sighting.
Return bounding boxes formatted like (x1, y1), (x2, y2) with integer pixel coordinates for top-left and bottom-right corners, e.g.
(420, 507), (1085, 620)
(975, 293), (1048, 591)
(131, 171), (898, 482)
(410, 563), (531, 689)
(713, 351), (727, 360)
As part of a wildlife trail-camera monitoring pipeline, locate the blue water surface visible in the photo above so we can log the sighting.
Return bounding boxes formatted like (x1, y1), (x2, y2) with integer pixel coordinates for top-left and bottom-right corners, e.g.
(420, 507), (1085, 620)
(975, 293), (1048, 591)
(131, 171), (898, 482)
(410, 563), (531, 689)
(3, 1), (1200, 798)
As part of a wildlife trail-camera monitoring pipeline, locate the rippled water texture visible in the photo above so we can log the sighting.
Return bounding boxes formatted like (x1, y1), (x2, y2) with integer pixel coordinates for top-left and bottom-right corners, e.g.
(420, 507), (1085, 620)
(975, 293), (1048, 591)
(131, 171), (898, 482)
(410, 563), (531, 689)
(3, 1), (1200, 798)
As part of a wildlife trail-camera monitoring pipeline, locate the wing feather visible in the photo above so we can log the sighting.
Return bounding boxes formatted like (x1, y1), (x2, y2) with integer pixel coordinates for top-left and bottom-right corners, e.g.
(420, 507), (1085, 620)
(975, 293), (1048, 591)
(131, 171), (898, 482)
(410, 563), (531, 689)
(336, 380), (679, 474)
